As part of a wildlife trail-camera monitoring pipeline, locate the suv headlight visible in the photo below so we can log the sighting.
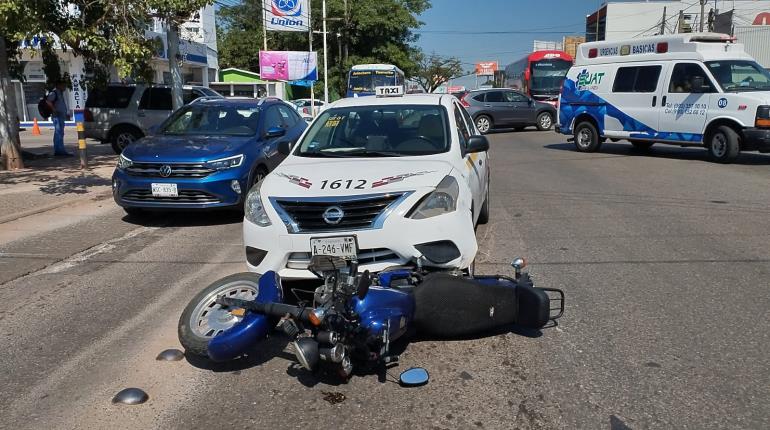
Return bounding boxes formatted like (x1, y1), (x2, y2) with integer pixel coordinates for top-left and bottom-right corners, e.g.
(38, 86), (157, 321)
(244, 180), (271, 226)
(205, 154), (244, 170)
(116, 154), (133, 170)
(408, 175), (459, 220)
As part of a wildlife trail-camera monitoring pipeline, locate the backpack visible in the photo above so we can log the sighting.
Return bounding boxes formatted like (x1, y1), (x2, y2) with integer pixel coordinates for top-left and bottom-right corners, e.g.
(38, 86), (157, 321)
(37, 90), (56, 119)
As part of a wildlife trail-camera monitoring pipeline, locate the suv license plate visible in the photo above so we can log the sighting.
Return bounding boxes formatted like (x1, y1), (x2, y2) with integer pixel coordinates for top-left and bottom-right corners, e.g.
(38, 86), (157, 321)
(310, 236), (358, 260)
(151, 183), (178, 197)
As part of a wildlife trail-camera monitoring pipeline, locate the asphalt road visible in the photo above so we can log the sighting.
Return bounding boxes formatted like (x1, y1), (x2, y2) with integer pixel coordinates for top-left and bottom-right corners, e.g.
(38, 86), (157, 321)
(2, 130), (770, 429)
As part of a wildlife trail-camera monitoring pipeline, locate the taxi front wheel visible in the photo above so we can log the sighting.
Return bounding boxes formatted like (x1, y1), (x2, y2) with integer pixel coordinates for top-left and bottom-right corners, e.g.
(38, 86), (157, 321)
(707, 126), (740, 164)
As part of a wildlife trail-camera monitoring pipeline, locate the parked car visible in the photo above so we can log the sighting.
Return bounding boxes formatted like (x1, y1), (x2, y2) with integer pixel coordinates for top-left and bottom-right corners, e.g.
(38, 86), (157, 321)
(85, 84), (223, 154)
(112, 97), (306, 215)
(461, 88), (557, 134)
(241, 92), (490, 280)
(291, 98), (326, 122)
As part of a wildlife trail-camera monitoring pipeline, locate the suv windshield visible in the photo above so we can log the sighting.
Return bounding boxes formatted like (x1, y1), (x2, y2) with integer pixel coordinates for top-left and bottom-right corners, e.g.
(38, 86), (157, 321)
(705, 60), (770, 92)
(161, 104), (260, 136)
(296, 105), (449, 157)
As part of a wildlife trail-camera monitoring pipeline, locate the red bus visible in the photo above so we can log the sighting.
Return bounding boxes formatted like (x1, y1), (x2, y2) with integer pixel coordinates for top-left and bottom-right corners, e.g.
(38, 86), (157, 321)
(504, 50), (573, 107)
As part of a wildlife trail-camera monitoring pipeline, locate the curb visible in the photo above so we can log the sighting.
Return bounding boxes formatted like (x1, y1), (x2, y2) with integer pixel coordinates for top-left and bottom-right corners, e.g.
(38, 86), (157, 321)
(0, 190), (113, 225)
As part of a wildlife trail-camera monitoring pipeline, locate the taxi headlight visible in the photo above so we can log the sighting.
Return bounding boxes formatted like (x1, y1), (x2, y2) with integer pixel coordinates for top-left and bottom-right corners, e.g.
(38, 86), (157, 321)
(116, 154), (133, 170)
(244, 180), (271, 226)
(408, 176), (459, 220)
(205, 154), (244, 170)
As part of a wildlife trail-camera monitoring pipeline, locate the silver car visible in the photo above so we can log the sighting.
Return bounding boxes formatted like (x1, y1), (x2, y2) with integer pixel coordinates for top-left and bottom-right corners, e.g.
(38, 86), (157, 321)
(84, 84), (222, 153)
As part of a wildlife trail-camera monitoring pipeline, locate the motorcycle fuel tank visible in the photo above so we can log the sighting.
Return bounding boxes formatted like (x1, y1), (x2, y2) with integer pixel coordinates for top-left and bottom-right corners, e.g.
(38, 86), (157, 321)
(351, 286), (415, 342)
(207, 271), (283, 362)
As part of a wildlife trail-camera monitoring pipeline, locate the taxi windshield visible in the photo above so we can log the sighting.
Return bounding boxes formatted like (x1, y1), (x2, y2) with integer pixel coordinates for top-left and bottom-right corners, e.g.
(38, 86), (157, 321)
(295, 105), (449, 158)
(705, 60), (770, 92)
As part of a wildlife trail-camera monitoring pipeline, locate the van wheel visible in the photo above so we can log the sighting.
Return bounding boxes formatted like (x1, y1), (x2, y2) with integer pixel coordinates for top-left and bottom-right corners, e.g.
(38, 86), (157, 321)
(573, 121), (601, 152)
(536, 112), (553, 131)
(707, 126), (740, 163)
(630, 140), (654, 150)
(110, 126), (143, 154)
(475, 115), (492, 134)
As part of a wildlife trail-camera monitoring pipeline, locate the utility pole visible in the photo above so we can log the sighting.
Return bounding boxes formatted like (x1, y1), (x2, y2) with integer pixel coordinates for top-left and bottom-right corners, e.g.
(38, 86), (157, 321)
(166, 21), (184, 111)
(699, 0), (706, 32)
(343, 0), (349, 64)
(660, 6), (667, 35)
(309, 2), (314, 116)
(677, 10), (684, 33)
(323, 0), (329, 104)
(262, 1), (267, 50)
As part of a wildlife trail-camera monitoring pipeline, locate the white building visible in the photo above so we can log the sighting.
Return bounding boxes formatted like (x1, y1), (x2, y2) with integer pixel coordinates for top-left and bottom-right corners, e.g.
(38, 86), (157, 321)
(12, 5), (218, 125)
(586, 1), (770, 67)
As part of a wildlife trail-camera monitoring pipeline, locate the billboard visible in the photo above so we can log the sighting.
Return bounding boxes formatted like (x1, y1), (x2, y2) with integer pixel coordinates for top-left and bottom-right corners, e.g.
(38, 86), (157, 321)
(264, 0), (309, 32)
(475, 61), (498, 76)
(259, 51), (318, 81)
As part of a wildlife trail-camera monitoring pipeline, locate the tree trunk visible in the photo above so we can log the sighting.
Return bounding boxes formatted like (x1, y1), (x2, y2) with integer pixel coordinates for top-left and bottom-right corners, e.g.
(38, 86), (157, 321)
(0, 36), (24, 170)
(166, 22), (184, 111)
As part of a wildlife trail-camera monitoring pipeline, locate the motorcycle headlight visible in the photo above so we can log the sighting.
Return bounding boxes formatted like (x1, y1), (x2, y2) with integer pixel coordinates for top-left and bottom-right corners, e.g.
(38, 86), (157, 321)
(408, 175), (459, 220)
(116, 154), (133, 170)
(244, 180), (271, 226)
(205, 154), (244, 170)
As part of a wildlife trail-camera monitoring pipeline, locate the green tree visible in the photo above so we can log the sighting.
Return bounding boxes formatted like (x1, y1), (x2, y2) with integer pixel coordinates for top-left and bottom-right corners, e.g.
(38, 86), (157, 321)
(412, 52), (464, 93)
(0, 0), (211, 169)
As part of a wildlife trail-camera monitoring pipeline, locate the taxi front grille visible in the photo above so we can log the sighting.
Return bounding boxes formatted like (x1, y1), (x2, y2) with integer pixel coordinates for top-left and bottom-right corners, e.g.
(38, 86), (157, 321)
(271, 192), (409, 233)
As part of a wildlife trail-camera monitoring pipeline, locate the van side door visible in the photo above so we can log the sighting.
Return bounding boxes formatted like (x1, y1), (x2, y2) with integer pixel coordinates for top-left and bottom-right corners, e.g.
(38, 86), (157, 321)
(604, 63), (665, 139)
(658, 62), (715, 143)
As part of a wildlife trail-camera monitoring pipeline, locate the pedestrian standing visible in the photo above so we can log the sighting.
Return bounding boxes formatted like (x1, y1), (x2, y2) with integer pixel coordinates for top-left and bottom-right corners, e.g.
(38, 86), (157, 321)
(46, 80), (72, 157)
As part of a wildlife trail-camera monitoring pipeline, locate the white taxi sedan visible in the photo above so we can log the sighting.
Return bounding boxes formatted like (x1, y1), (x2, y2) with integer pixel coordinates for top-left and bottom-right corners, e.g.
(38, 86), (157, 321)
(243, 90), (490, 279)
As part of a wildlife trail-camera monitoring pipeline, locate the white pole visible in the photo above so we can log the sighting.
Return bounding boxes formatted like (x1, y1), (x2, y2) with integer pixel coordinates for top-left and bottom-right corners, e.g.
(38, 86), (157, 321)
(309, 2), (315, 115)
(323, 0), (329, 104)
(262, 1), (268, 51)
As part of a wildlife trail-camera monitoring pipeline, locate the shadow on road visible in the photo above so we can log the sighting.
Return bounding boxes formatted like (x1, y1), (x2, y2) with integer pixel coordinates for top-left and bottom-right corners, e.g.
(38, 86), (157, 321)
(544, 141), (770, 165)
(121, 209), (245, 227)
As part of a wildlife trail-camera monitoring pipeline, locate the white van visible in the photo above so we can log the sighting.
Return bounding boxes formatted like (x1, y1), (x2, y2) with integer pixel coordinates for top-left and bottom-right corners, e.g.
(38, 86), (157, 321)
(556, 33), (770, 163)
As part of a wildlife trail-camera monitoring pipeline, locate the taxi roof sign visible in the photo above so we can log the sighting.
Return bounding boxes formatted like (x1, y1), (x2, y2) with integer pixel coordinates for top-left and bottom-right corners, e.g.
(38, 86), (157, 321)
(375, 86), (404, 97)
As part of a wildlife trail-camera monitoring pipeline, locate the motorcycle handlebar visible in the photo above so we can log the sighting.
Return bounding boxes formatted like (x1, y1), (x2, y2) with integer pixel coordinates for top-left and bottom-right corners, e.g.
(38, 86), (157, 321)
(216, 297), (317, 323)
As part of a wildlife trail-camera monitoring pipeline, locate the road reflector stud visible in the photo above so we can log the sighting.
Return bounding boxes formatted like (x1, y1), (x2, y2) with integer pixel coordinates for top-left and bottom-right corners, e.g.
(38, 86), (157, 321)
(112, 387), (149, 405)
(155, 349), (185, 361)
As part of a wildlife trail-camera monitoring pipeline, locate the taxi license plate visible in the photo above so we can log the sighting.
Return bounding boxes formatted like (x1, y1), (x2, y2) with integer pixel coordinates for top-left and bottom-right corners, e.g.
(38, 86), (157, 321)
(310, 236), (358, 260)
(151, 183), (178, 197)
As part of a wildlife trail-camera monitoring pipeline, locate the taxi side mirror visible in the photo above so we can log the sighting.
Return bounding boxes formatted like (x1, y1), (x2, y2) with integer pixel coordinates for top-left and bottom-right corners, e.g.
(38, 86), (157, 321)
(465, 135), (489, 154)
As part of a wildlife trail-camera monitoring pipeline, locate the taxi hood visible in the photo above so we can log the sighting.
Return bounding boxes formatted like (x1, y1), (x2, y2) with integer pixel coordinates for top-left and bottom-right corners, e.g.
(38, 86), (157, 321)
(262, 156), (454, 196)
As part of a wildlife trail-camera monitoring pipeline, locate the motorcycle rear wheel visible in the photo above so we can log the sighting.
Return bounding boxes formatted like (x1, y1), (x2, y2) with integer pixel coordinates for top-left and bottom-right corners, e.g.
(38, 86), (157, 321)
(178, 273), (261, 358)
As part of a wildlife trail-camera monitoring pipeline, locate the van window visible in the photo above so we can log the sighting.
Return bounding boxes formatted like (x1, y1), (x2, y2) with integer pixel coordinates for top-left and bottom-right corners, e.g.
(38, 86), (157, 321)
(669, 63), (714, 93)
(612, 66), (662, 93)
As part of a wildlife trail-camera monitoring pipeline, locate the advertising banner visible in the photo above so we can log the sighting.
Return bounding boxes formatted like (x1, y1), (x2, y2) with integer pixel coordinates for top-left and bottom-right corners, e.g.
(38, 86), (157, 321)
(264, 0), (309, 32)
(475, 61), (499, 76)
(259, 51), (318, 81)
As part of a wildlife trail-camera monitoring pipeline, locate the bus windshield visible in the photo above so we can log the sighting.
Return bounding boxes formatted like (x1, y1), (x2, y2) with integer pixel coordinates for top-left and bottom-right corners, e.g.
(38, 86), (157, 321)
(530, 59), (572, 96)
(347, 68), (403, 96)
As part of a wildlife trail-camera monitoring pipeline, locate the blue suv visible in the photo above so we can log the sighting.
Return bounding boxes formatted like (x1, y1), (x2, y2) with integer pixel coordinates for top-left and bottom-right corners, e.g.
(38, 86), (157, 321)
(112, 97), (306, 214)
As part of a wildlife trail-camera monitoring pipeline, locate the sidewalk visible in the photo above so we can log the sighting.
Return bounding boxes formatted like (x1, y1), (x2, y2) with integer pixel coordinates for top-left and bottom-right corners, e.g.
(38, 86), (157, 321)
(0, 128), (115, 223)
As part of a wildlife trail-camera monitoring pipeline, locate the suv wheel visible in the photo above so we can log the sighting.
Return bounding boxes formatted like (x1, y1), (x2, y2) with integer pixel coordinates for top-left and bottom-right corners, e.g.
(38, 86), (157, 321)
(536, 112), (553, 131)
(111, 126), (143, 154)
(475, 115), (492, 134)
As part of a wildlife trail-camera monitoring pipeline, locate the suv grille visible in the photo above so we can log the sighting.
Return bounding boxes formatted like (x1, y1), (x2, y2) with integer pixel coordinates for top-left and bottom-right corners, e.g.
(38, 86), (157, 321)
(126, 162), (215, 178)
(272, 193), (409, 233)
(122, 189), (220, 204)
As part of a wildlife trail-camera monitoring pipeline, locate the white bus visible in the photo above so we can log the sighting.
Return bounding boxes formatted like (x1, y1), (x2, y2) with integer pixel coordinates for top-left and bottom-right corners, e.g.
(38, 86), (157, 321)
(347, 64), (405, 97)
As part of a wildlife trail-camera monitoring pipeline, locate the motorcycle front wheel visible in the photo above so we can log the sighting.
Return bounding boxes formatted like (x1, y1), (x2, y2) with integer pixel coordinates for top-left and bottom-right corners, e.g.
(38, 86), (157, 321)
(178, 273), (261, 358)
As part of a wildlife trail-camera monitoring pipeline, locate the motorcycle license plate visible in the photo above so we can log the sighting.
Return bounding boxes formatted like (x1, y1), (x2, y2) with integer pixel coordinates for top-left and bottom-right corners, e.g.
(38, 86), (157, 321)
(310, 236), (358, 260)
(151, 183), (178, 197)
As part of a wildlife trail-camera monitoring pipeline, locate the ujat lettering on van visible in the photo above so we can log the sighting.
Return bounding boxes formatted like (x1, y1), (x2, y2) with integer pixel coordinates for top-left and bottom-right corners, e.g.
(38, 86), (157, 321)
(577, 70), (605, 89)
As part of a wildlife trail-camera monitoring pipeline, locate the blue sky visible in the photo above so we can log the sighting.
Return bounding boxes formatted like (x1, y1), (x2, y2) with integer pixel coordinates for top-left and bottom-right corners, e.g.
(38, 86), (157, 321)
(415, 0), (611, 88)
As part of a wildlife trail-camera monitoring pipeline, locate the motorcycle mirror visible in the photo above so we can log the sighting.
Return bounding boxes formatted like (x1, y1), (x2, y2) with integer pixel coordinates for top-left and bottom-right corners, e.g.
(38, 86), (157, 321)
(356, 270), (371, 300)
(399, 367), (429, 387)
(511, 257), (527, 271)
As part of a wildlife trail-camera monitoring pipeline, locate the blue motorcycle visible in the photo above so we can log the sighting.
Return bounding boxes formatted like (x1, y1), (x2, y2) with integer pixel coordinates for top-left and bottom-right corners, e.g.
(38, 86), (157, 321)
(178, 256), (564, 382)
